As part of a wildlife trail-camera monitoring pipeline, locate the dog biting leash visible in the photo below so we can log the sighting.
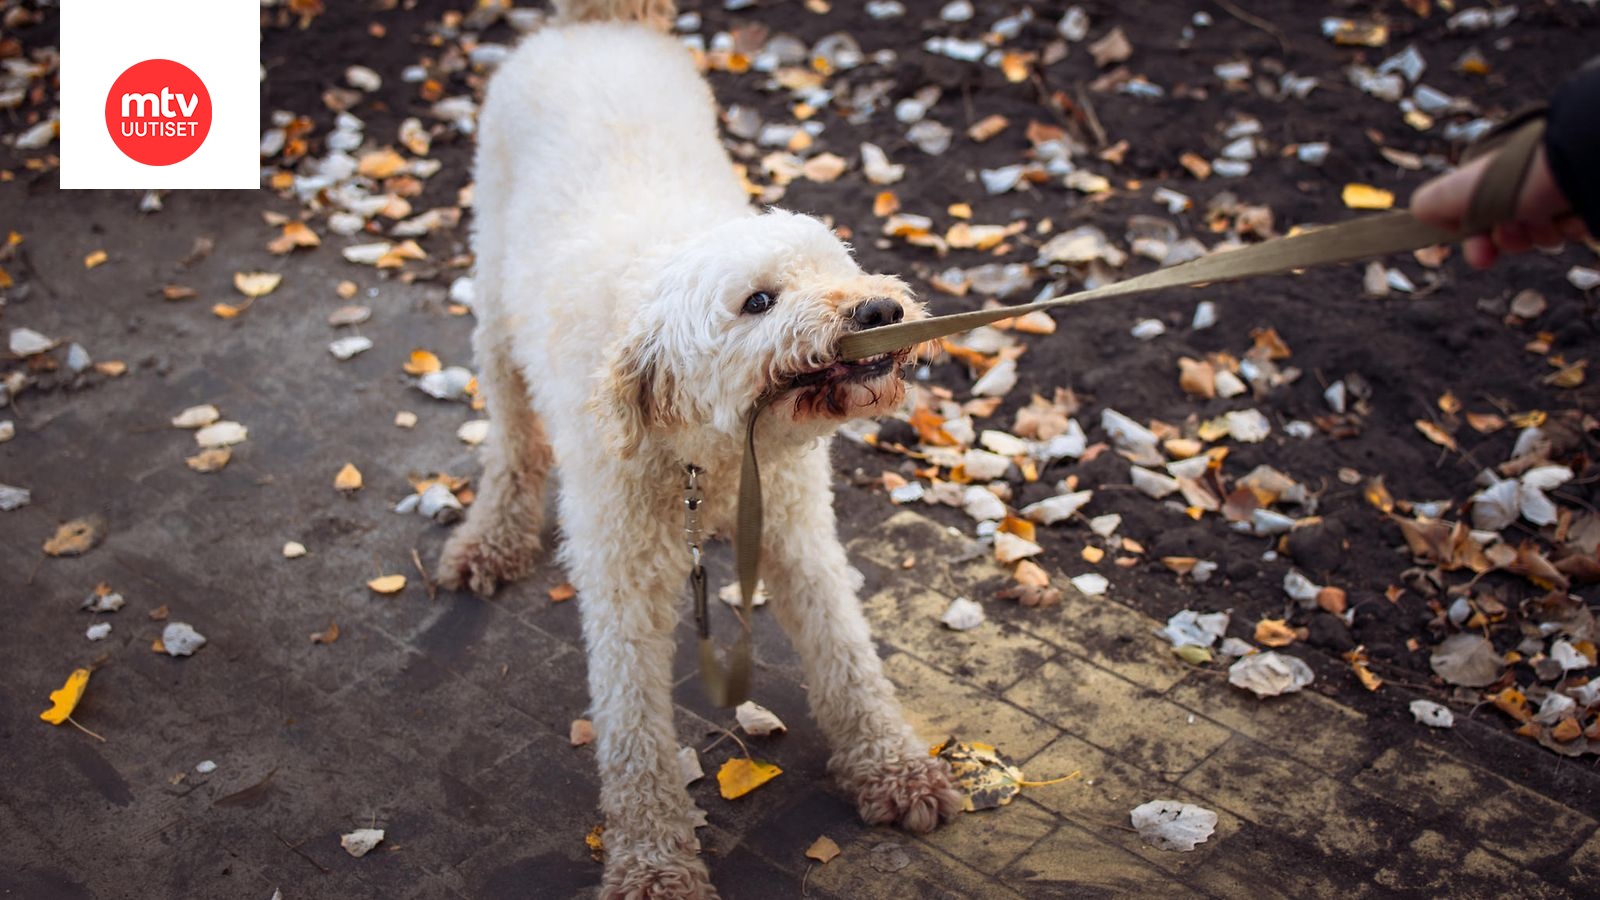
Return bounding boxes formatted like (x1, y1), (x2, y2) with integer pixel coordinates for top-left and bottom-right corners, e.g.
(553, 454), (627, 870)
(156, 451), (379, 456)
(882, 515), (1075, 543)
(695, 114), (1547, 707)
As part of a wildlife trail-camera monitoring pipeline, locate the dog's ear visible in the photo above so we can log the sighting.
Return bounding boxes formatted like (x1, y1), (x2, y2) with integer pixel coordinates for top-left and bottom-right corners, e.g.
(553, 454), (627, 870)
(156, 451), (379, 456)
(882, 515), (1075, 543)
(593, 330), (681, 458)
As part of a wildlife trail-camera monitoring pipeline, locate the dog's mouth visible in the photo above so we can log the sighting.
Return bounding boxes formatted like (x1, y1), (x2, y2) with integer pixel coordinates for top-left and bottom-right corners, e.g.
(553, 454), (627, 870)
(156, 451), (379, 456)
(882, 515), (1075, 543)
(784, 350), (907, 390)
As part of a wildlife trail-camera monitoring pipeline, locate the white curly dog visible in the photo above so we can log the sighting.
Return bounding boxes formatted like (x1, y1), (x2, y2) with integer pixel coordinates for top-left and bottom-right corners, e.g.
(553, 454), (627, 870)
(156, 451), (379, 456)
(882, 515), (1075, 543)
(436, 0), (962, 895)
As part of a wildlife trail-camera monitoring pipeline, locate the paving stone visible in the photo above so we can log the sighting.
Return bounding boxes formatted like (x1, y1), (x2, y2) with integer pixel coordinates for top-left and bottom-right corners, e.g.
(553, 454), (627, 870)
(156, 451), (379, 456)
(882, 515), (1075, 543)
(882, 650), (1061, 763)
(1352, 742), (1597, 865)
(916, 795), (1058, 876)
(1180, 734), (1399, 863)
(1003, 656), (1232, 777)
(1162, 675), (1379, 776)
(1002, 819), (1194, 895)
(808, 831), (1027, 900)
(1372, 829), (1566, 897)
(863, 582), (1055, 693)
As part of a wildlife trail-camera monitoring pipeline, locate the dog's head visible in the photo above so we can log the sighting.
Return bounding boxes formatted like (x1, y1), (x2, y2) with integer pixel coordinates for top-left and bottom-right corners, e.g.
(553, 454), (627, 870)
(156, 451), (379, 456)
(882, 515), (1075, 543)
(596, 209), (925, 456)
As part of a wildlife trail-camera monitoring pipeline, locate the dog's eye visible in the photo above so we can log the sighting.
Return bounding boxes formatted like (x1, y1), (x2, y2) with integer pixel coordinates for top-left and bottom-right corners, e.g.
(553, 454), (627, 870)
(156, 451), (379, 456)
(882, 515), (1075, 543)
(741, 291), (776, 315)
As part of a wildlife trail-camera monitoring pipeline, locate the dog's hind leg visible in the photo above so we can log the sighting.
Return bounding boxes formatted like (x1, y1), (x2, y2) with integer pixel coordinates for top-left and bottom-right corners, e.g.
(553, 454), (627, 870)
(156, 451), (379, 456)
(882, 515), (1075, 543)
(436, 331), (553, 597)
(760, 445), (963, 834)
(563, 500), (717, 899)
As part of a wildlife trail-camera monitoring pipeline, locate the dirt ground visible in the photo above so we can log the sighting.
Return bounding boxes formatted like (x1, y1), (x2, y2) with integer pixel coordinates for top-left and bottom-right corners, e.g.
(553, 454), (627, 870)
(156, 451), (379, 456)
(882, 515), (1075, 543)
(4, 0), (1600, 898)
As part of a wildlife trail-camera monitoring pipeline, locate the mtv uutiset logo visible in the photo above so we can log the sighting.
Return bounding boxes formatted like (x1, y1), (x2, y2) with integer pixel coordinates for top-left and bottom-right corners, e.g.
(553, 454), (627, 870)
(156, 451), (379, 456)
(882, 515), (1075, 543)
(105, 60), (213, 166)
(62, 1), (256, 189)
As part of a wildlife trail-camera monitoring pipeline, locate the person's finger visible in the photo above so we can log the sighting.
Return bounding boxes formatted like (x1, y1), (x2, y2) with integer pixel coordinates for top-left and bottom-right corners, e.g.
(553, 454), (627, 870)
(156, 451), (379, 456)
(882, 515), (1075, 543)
(1493, 221), (1532, 255)
(1464, 234), (1497, 269)
(1410, 156), (1491, 231)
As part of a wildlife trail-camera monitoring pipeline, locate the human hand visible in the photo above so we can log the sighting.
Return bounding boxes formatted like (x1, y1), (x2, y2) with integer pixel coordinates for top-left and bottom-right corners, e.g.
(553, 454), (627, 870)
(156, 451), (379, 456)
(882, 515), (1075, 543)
(1410, 145), (1590, 269)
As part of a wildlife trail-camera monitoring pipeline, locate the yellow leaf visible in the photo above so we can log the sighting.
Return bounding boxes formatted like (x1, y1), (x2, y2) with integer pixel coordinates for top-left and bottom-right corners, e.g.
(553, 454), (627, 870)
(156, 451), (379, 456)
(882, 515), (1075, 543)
(357, 147), (408, 179)
(1342, 183), (1395, 210)
(999, 51), (1031, 83)
(548, 583), (577, 602)
(1363, 476), (1395, 513)
(805, 835), (841, 864)
(186, 448), (231, 473)
(404, 348), (442, 375)
(0, 265), (11, 289)
(40, 668), (90, 725)
(998, 515), (1036, 543)
(1437, 391), (1461, 414)
(1414, 419), (1458, 451)
(43, 516), (104, 557)
(367, 574), (407, 594)
(1082, 545), (1105, 564)
(936, 740), (1074, 811)
(584, 824), (605, 860)
(1466, 412), (1505, 433)
(84, 249), (108, 269)
(267, 220), (321, 254)
(872, 191), (899, 217)
(233, 271), (282, 298)
(334, 463), (363, 492)
(717, 757), (782, 799)
(95, 360), (127, 377)
(1254, 619), (1297, 647)
(212, 300), (249, 319)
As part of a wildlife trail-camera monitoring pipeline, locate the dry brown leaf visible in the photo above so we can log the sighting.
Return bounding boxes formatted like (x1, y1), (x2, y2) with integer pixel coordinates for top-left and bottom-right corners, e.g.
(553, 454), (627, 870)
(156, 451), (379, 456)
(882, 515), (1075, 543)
(1178, 358), (1215, 398)
(43, 516), (105, 557)
(570, 718), (596, 746)
(310, 620), (340, 644)
(185, 448), (231, 473)
(233, 271), (282, 298)
(163, 284), (197, 301)
(267, 221), (321, 254)
(334, 463), (363, 492)
(367, 574), (407, 595)
(358, 148), (408, 179)
(1013, 559), (1050, 587)
(1466, 412), (1506, 433)
(1255, 619), (1297, 647)
(1414, 419), (1458, 452)
(805, 835), (841, 864)
(1250, 327), (1292, 360)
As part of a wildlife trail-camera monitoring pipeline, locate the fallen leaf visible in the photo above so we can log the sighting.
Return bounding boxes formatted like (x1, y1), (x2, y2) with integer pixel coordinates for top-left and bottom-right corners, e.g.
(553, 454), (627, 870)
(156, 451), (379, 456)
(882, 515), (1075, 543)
(185, 448), (231, 473)
(368, 574), (407, 595)
(310, 620), (340, 644)
(43, 515), (105, 557)
(585, 824), (605, 860)
(570, 718), (595, 746)
(805, 835), (841, 864)
(334, 463), (363, 492)
(160, 622), (206, 657)
(1228, 651), (1314, 697)
(1410, 700), (1455, 728)
(1429, 633), (1503, 686)
(1254, 619), (1297, 647)
(404, 349), (442, 375)
(84, 249), (107, 268)
(1414, 419), (1458, 451)
(39, 668), (90, 725)
(548, 583), (576, 602)
(1342, 183), (1395, 210)
(1130, 800), (1218, 852)
(937, 740), (1076, 811)
(736, 701), (787, 736)
(341, 828), (385, 858)
(717, 757), (782, 799)
(233, 271), (282, 298)
(267, 221), (321, 254)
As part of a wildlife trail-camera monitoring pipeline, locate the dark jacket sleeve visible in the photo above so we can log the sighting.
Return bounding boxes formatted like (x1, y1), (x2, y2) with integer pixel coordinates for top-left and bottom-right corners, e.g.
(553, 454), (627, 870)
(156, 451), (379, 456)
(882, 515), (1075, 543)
(1545, 59), (1600, 235)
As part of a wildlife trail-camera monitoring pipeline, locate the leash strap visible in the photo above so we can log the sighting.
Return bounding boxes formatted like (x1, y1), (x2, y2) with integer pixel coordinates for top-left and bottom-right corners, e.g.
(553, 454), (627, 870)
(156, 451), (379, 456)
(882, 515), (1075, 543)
(694, 397), (768, 707)
(838, 116), (1546, 361)
(703, 114), (1547, 707)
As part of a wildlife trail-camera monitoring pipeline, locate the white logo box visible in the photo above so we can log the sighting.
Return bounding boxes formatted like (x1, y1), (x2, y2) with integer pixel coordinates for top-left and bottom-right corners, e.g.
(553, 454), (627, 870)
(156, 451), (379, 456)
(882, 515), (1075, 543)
(61, 0), (259, 189)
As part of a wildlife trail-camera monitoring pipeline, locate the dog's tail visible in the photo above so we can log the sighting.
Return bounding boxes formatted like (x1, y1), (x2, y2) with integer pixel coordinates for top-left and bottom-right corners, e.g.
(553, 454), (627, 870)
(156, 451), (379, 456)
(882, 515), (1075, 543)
(552, 0), (675, 29)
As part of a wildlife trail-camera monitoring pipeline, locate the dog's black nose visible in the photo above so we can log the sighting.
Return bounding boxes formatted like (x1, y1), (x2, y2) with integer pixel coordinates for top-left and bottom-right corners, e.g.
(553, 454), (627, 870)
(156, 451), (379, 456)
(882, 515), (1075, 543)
(850, 298), (904, 329)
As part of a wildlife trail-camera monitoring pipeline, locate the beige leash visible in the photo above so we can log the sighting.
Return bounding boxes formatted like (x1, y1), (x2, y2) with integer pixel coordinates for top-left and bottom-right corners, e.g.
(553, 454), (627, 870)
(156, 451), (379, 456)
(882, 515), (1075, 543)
(697, 115), (1547, 707)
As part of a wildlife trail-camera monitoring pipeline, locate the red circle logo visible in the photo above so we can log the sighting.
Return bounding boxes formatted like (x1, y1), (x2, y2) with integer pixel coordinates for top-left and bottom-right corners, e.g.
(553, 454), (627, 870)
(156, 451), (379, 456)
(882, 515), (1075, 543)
(104, 59), (211, 167)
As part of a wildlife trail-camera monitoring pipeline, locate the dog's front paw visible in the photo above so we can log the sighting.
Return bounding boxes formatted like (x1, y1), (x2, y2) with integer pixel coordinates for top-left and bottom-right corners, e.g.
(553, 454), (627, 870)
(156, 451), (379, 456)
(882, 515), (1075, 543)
(851, 755), (964, 834)
(600, 856), (718, 900)
(436, 529), (537, 597)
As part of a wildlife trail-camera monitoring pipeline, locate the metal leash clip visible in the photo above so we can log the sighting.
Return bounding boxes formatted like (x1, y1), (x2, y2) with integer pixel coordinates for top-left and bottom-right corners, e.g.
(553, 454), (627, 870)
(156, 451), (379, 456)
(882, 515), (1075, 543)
(683, 464), (710, 639)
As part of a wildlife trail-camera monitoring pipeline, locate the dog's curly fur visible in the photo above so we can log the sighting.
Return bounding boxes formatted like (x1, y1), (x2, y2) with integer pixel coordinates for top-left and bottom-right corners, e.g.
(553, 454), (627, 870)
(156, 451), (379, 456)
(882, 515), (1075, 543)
(438, 1), (960, 894)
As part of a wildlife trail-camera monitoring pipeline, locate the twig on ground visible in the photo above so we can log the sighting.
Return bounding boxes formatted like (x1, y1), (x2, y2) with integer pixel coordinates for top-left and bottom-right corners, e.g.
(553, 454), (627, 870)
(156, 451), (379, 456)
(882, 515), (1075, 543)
(1213, 0), (1291, 58)
(411, 547), (437, 602)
